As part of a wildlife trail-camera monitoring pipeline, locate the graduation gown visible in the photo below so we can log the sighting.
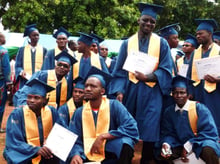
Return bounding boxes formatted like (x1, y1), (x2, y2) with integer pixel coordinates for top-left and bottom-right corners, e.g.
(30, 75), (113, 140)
(68, 99), (139, 161)
(159, 101), (220, 158)
(3, 105), (61, 163)
(110, 34), (172, 141)
(15, 45), (47, 88)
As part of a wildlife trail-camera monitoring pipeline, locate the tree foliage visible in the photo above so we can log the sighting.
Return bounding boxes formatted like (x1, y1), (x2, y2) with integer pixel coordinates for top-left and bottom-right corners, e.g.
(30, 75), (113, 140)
(0, 0), (220, 40)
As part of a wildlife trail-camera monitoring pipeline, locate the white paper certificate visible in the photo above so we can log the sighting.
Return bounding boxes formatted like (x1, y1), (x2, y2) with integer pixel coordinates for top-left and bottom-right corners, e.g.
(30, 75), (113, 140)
(45, 123), (78, 162)
(123, 50), (158, 75)
(194, 55), (220, 79)
(178, 64), (189, 77)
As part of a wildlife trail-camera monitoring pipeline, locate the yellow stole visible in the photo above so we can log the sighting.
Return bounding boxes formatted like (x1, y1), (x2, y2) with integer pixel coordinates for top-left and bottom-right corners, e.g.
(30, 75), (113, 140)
(47, 70), (68, 108)
(127, 33), (160, 87)
(23, 44), (43, 75)
(188, 101), (198, 136)
(192, 43), (220, 92)
(82, 97), (110, 162)
(176, 57), (184, 73)
(23, 105), (53, 164)
(73, 51), (102, 79)
(105, 57), (112, 68)
(66, 98), (76, 121)
(54, 47), (62, 56)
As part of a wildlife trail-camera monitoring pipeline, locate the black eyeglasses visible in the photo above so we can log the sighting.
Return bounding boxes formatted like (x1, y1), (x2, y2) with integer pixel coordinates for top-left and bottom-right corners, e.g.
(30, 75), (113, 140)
(57, 62), (69, 69)
(101, 48), (108, 51)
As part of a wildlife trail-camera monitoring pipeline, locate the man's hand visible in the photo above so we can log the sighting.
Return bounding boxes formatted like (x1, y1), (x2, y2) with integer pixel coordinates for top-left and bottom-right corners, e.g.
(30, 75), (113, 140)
(90, 135), (105, 155)
(70, 155), (83, 164)
(204, 74), (220, 83)
(134, 71), (147, 82)
(20, 71), (26, 78)
(161, 143), (172, 159)
(116, 92), (123, 102)
(180, 148), (189, 163)
(37, 146), (53, 159)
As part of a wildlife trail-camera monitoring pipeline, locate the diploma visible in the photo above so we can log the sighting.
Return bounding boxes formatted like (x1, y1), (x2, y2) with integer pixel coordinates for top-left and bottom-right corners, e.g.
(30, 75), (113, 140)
(178, 64), (189, 77)
(123, 50), (158, 75)
(45, 123), (78, 162)
(195, 56), (220, 79)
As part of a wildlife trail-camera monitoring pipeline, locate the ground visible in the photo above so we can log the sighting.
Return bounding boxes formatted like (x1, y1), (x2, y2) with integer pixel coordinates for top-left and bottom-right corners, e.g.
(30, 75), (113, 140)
(0, 101), (142, 164)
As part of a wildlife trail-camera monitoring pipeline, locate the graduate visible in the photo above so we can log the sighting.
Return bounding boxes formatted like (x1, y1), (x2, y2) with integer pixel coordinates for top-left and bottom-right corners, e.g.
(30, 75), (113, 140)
(110, 3), (172, 163)
(58, 77), (85, 128)
(68, 67), (139, 164)
(213, 31), (220, 46)
(15, 24), (47, 88)
(90, 33), (104, 54)
(42, 27), (71, 70)
(187, 19), (220, 137)
(3, 78), (62, 164)
(156, 75), (220, 164)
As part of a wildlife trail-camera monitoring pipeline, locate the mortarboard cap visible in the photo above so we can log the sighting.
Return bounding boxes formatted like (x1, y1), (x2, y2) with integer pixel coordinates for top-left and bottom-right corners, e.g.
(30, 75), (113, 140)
(26, 78), (54, 97)
(85, 66), (112, 88)
(73, 76), (85, 89)
(213, 31), (220, 41)
(157, 23), (180, 38)
(77, 32), (95, 46)
(172, 75), (194, 89)
(184, 34), (198, 48)
(23, 24), (39, 37)
(90, 33), (104, 44)
(176, 50), (185, 57)
(195, 19), (218, 33)
(138, 3), (163, 19)
(55, 51), (77, 65)
(53, 27), (71, 39)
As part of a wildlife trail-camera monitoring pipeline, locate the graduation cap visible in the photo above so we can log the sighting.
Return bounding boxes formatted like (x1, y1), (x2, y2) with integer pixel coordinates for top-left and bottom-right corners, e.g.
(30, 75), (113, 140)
(176, 50), (185, 57)
(195, 19), (218, 33)
(55, 51), (77, 66)
(138, 2), (163, 19)
(77, 32), (95, 46)
(85, 66), (112, 88)
(73, 76), (85, 89)
(26, 78), (54, 97)
(53, 27), (71, 39)
(90, 33), (104, 44)
(23, 24), (39, 37)
(213, 31), (220, 41)
(157, 23), (180, 38)
(184, 34), (198, 48)
(172, 75), (194, 89)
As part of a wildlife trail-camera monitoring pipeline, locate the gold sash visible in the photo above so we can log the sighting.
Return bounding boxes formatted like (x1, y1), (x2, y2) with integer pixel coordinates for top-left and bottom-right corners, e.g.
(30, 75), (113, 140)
(188, 101), (198, 136)
(82, 97), (110, 162)
(177, 57), (184, 73)
(192, 43), (219, 92)
(23, 105), (53, 164)
(127, 33), (160, 87)
(47, 70), (67, 108)
(23, 44), (43, 75)
(73, 51), (102, 79)
(67, 98), (76, 120)
(54, 47), (62, 56)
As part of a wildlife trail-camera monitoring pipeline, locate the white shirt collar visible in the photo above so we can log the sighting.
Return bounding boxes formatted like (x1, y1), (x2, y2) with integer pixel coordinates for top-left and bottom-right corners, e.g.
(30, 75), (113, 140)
(175, 100), (190, 112)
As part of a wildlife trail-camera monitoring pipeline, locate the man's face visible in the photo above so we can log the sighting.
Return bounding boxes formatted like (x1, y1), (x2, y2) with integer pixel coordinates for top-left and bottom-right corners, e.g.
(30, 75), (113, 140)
(0, 33), (6, 45)
(167, 34), (179, 48)
(27, 94), (45, 111)
(55, 61), (70, 78)
(84, 77), (105, 100)
(56, 35), (68, 49)
(73, 87), (84, 103)
(182, 42), (195, 54)
(138, 15), (156, 35)
(77, 41), (88, 53)
(172, 87), (188, 108)
(29, 31), (39, 45)
(100, 45), (108, 58)
(90, 43), (98, 54)
(196, 30), (211, 45)
(214, 38), (220, 46)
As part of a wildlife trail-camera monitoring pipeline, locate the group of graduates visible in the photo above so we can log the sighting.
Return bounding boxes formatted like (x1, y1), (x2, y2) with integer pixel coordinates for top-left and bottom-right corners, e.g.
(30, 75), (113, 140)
(1, 2), (220, 164)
